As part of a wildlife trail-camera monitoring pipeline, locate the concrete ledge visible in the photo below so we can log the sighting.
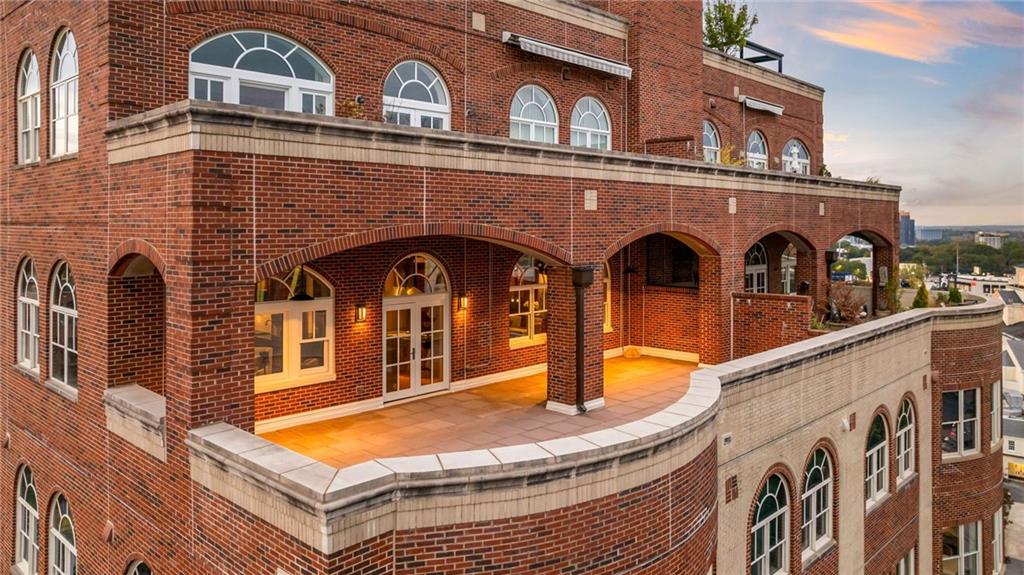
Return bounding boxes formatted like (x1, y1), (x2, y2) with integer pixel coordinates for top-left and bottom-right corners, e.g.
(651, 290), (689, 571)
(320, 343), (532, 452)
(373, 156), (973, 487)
(103, 385), (166, 462)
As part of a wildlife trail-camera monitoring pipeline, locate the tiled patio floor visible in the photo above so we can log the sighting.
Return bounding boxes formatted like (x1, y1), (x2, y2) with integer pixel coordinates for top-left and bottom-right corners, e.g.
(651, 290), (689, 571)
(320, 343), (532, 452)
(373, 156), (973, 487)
(260, 356), (695, 468)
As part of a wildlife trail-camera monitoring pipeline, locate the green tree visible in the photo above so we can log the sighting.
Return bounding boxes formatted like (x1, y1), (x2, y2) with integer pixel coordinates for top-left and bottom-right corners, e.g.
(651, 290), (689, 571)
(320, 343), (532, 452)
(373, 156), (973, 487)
(831, 259), (867, 280)
(912, 284), (929, 308)
(948, 285), (963, 304)
(703, 0), (758, 56)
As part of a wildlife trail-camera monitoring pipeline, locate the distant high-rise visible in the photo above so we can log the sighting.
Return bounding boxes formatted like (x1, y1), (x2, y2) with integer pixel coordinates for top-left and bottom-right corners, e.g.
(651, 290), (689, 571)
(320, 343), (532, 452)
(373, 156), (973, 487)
(976, 231), (1008, 249)
(899, 211), (916, 246)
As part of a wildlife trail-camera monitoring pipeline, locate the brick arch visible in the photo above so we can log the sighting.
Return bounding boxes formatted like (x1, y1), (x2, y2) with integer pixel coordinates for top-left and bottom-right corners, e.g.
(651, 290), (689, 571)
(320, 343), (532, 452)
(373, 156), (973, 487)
(258, 224), (572, 281)
(602, 223), (722, 261)
(184, 26), (336, 82)
(740, 224), (818, 254)
(747, 462), (800, 575)
(828, 225), (895, 249)
(171, 1), (465, 73)
(107, 239), (167, 278)
(865, 404), (894, 442)
(120, 554), (152, 575)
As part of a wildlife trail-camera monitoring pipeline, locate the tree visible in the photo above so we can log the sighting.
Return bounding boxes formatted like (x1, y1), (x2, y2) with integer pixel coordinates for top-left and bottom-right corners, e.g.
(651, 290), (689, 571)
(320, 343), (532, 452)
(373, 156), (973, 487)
(912, 284), (929, 309)
(703, 0), (758, 56)
(948, 285), (963, 304)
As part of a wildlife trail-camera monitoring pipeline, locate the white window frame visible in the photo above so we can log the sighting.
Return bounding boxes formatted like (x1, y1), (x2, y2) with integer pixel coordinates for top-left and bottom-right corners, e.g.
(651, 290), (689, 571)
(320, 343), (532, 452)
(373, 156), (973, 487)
(603, 262), (612, 333)
(509, 256), (548, 349)
(942, 522), (981, 575)
(570, 96), (611, 150)
(703, 120), (720, 163)
(864, 415), (889, 509)
(126, 561), (151, 575)
(993, 510), (1003, 575)
(18, 51), (41, 164)
(896, 399), (915, 483)
(782, 138), (810, 175)
(189, 31), (334, 115)
(254, 268), (335, 393)
(751, 475), (789, 575)
(510, 84), (558, 144)
(991, 381), (1000, 447)
(747, 130), (768, 169)
(942, 389), (979, 458)
(801, 449), (833, 559)
(18, 259), (40, 372)
(745, 242), (768, 293)
(382, 60), (450, 130)
(15, 467), (39, 575)
(50, 30), (79, 158)
(48, 495), (76, 575)
(897, 549), (914, 575)
(49, 262), (78, 389)
(781, 244), (797, 294)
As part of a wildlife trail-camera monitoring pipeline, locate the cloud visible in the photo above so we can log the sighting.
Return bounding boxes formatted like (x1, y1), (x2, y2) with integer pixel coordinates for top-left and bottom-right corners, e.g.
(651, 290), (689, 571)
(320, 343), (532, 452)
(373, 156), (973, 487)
(824, 131), (849, 143)
(911, 75), (947, 87)
(804, 1), (1024, 63)
(954, 71), (1024, 124)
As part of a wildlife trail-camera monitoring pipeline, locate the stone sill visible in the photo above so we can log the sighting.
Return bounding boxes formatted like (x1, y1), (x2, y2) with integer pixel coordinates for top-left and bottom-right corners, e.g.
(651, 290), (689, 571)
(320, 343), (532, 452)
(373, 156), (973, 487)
(104, 385), (167, 461)
(44, 379), (78, 402)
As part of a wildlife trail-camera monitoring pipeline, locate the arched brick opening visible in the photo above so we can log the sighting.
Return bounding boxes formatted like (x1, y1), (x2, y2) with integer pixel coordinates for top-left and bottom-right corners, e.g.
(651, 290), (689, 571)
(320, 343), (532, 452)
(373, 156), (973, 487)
(825, 227), (897, 317)
(741, 227), (817, 298)
(107, 251), (166, 396)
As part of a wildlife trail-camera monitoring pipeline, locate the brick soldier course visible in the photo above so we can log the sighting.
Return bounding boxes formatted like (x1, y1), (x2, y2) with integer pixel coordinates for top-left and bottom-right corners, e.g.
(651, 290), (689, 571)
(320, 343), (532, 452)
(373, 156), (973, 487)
(0, 1), (1002, 574)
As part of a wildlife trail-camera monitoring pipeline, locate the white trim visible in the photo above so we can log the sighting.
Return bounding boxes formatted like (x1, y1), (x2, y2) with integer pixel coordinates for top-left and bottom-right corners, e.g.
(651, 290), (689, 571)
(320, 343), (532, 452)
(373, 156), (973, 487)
(639, 346), (700, 363)
(255, 396), (383, 433)
(450, 362), (547, 393)
(603, 347), (623, 359)
(503, 32), (632, 78)
(545, 400), (578, 415)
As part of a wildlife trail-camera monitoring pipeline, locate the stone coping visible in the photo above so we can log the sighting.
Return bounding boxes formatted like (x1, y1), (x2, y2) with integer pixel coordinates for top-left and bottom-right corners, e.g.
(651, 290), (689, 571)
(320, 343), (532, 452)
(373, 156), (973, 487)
(106, 100), (899, 198)
(103, 384), (166, 429)
(187, 373), (721, 516)
(702, 47), (826, 100)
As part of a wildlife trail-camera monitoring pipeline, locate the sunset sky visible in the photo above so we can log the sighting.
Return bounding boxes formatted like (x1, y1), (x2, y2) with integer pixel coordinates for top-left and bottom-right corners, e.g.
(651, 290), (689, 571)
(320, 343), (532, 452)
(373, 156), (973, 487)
(747, 0), (1024, 226)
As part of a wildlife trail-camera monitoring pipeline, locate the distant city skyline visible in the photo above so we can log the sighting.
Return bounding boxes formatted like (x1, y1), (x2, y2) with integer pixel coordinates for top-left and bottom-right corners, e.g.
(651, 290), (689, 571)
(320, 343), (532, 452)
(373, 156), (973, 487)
(749, 0), (1024, 227)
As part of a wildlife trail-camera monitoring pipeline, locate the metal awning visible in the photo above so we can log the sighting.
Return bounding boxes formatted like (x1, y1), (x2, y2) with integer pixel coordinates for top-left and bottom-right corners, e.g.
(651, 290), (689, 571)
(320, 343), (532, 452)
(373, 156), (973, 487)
(740, 95), (784, 115)
(503, 32), (632, 79)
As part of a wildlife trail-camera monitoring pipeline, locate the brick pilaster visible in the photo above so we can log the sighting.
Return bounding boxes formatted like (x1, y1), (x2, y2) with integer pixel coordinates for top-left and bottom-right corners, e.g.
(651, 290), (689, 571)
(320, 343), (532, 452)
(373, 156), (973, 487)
(546, 265), (605, 411)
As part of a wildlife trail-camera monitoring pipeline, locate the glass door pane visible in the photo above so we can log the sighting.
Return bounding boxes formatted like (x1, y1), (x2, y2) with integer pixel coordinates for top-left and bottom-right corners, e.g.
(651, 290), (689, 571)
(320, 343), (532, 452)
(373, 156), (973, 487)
(385, 307), (412, 394)
(419, 305), (445, 386)
(254, 312), (284, 376)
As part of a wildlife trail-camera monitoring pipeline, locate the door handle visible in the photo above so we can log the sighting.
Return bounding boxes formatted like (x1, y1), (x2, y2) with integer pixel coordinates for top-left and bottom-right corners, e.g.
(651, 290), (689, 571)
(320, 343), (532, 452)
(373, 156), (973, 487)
(411, 346), (416, 360)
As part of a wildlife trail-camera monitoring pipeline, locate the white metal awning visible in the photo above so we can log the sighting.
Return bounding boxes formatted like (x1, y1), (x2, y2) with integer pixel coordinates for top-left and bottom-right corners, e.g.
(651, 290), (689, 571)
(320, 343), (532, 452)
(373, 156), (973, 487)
(502, 32), (633, 79)
(740, 96), (784, 115)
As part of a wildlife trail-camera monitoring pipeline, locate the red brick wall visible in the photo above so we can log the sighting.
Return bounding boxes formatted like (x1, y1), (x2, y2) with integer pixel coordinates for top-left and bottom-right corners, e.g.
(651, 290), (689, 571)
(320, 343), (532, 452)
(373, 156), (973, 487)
(730, 292), (814, 358)
(107, 272), (166, 394)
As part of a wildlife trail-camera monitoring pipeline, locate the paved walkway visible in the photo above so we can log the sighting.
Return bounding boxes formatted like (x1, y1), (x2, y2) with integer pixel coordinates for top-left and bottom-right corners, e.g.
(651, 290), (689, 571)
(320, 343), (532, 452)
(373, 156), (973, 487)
(261, 356), (695, 468)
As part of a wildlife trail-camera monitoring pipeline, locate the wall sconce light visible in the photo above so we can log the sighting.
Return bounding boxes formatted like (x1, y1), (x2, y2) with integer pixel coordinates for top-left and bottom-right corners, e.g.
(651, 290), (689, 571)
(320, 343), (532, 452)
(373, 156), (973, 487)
(355, 303), (367, 323)
(458, 292), (468, 311)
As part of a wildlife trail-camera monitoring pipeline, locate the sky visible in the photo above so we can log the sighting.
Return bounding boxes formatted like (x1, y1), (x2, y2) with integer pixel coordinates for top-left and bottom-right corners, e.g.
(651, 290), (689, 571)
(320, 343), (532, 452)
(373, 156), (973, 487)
(746, 0), (1024, 226)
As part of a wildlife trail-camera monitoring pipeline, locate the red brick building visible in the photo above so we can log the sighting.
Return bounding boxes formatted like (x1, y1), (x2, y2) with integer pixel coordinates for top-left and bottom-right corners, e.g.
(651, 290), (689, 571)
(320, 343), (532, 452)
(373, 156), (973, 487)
(0, 1), (1003, 574)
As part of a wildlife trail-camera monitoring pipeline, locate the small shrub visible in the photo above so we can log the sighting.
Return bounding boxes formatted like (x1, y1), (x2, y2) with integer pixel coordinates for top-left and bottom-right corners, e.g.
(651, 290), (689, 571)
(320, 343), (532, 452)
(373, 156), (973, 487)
(948, 285), (963, 304)
(912, 284), (929, 308)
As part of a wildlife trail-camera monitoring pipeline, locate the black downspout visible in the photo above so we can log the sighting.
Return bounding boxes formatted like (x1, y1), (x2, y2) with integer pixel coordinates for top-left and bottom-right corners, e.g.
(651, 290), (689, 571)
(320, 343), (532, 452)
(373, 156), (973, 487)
(572, 267), (595, 413)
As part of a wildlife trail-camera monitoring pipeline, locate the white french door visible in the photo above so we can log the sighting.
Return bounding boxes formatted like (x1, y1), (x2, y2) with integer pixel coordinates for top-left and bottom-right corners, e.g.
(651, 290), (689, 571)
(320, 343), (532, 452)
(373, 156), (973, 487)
(383, 294), (449, 401)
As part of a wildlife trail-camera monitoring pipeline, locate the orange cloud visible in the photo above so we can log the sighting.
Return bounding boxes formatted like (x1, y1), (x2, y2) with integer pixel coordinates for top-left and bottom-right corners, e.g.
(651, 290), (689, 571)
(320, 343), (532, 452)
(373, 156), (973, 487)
(804, 1), (1024, 63)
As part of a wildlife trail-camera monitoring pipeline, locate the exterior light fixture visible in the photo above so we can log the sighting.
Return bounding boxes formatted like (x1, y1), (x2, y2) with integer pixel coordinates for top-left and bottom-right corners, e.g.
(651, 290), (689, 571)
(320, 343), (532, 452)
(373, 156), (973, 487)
(458, 292), (468, 311)
(355, 303), (368, 323)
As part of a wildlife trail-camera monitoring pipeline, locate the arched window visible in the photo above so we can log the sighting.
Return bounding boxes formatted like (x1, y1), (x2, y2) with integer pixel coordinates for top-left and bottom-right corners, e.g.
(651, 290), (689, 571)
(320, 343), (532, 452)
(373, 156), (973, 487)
(751, 474), (789, 575)
(703, 120), (720, 163)
(51, 30), (79, 157)
(383, 60), (449, 130)
(570, 96), (610, 150)
(747, 131), (768, 169)
(190, 31), (334, 115)
(384, 254), (449, 297)
(864, 414), (889, 507)
(18, 51), (41, 163)
(509, 255), (548, 346)
(783, 139), (810, 175)
(510, 85), (557, 144)
(780, 244), (797, 294)
(48, 494), (76, 575)
(18, 259), (40, 372)
(745, 242), (768, 293)
(126, 561), (152, 575)
(603, 262), (612, 332)
(801, 449), (833, 557)
(50, 262), (78, 388)
(896, 399), (915, 482)
(15, 467), (39, 573)
(254, 266), (334, 391)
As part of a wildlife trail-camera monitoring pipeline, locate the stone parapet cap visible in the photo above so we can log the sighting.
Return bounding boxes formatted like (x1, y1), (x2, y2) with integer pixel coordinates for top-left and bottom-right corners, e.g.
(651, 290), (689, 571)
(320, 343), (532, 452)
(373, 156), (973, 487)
(103, 384), (166, 429)
(106, 100), (900, 201)
(702, 48), (826, 101)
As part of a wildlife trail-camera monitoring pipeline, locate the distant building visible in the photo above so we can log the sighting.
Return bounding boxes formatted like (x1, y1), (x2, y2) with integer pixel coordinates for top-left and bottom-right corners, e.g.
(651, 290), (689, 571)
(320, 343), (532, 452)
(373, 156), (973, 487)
(949, 273), (1011, 297)
(975, 231), (1008, 249)
(1015, 265), (1024, 287)
(899, 211), (916, 246)
(917, 228), (943, 242)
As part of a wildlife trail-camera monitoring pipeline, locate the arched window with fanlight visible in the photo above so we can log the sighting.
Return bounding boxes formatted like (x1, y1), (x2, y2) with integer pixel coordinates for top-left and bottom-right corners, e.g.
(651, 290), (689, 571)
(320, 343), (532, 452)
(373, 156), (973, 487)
(865, 414), (889, 508)
(510, 85), (558, 144)
(189, 30), (334, 115)
(751, 474), (789, 575)
(18, 51), (41, 163)
(383, 60), (450, 130)
(51, 29), (78, 157)
(15, 467), (39, 574)
(50, 262), (77, 389)
(783, 139), (810, 175)
(801, 449), (834, 559)
(896, 399), (915, 482)
(254, 266), (334, 392)
(18, 259), (40, 372)
(745, 242), (768, 293)
(126, 561), (153, 575)
(747, 130), (768, 169)
(48, 494), (76, 575)
(570, 96), (610, 150)
(509, 255), (548, 347)
(703, 120), (720, 163)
